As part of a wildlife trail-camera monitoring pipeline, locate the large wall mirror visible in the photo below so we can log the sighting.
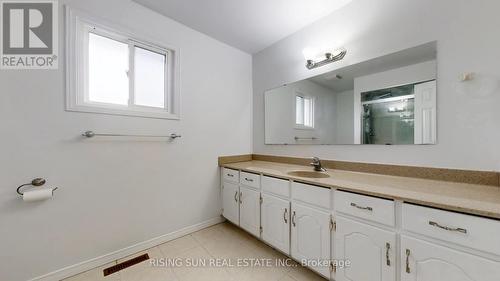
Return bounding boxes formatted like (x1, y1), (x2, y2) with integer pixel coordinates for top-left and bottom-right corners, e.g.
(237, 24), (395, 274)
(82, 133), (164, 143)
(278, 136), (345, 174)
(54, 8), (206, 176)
(265, 42), (437, 145)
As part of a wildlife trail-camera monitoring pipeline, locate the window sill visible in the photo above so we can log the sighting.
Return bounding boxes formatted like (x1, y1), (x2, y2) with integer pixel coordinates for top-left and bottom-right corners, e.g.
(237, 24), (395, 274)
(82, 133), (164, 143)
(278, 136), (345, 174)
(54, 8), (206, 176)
(66, 103), (180, 120)
(294, 126), (315, 131)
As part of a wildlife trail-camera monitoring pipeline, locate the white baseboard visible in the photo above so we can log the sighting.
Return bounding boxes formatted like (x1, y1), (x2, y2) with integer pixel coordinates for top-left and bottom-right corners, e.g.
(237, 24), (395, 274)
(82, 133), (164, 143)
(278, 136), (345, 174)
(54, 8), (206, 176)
(30, 216), (225, 281)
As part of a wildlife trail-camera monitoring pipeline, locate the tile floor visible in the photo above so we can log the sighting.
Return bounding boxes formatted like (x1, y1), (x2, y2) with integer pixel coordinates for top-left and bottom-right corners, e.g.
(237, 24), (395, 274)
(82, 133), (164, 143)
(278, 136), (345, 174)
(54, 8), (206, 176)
(63, 222), (327, 281)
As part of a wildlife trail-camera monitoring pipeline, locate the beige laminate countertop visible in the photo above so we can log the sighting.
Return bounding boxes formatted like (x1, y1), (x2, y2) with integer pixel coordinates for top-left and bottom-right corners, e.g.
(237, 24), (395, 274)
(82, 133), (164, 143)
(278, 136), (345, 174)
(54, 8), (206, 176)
(221, 160), (500, 220)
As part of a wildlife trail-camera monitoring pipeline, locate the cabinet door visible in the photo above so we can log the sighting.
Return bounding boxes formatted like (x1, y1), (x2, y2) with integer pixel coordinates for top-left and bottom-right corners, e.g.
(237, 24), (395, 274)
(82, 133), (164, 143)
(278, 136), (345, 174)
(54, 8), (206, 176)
(261, 194), (290, 254)
(239, 186), (261, 237)
(222, 182), (239, 225)
(334, 216), (396, 281)
(291, 203), (331, 278)
(401, 236), (500, 281)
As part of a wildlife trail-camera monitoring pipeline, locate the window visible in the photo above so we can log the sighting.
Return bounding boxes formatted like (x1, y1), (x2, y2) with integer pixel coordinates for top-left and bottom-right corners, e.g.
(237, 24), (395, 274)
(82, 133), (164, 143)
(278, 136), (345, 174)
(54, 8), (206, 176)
(133, 46), (166, 108)
(295, 95), (314, 128)
(88, 33), (129, 106)
(66, 8), (180, 119)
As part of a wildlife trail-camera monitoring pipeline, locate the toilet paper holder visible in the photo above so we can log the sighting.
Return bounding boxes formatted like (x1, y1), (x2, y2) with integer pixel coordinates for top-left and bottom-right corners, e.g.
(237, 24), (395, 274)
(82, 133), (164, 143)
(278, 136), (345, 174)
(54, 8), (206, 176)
(16, 178), (58, 196)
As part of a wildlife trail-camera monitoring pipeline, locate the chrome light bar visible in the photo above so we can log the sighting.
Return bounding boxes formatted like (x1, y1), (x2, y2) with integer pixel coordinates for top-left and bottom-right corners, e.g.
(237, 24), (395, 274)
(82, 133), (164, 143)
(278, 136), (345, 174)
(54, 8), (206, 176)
(306, 48), (347, 70)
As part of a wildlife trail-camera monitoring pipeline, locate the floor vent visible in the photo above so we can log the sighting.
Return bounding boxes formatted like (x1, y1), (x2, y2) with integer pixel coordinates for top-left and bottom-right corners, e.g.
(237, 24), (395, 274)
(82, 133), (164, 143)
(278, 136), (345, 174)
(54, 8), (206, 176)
(103, 253), (149, 276)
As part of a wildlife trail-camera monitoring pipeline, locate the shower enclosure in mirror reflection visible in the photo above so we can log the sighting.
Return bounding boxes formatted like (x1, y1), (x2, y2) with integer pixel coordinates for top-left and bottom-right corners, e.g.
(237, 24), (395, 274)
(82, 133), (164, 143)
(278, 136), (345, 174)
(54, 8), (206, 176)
(264, 42), (437, 145)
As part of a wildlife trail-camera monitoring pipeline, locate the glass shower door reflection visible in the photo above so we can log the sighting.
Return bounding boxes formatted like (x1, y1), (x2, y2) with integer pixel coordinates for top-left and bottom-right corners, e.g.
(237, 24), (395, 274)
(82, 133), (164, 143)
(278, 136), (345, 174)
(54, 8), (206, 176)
(362, 98), (415, 145)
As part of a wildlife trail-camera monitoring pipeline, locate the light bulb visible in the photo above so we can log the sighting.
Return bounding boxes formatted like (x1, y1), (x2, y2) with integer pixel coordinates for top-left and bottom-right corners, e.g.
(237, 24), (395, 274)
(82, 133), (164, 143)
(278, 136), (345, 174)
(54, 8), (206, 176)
(302, 47), (319, 61)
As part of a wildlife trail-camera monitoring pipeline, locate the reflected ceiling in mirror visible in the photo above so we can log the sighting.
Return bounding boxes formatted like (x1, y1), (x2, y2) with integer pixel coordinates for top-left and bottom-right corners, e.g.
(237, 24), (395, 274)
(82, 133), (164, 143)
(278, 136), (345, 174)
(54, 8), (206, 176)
(264, 41), (437, 145)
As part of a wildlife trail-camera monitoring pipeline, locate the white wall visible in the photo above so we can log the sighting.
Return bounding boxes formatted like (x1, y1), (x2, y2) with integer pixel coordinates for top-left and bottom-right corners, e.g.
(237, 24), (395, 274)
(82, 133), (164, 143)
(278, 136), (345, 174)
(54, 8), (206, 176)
(253, 0), (500, 171)
(265, 80), (336, 144)
(334, 90), (354, 144)
(0, 1), (252, 280)
(354, 60), (437, 95)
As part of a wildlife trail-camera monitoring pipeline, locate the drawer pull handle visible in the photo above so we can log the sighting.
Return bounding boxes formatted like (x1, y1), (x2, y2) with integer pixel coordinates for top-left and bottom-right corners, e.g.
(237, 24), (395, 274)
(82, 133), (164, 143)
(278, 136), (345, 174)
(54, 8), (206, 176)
(429, 221), (467, 234)
(226, 174), (234, 177)
(405, 249), (411, 273)
(234, 191), (238, 203)
(385, 243), (391, 266)
(283, 208), (288, 224)
(350, 202), (373, 211)
(239, 191), (242, 204)
(292, 211), (296, 227)
(244, 177), (254, 182)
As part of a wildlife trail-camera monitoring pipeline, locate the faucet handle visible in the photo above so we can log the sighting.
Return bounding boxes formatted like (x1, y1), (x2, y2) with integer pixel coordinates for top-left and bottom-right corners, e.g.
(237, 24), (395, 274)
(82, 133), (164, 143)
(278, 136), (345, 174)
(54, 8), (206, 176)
(310, 157), (326, 172)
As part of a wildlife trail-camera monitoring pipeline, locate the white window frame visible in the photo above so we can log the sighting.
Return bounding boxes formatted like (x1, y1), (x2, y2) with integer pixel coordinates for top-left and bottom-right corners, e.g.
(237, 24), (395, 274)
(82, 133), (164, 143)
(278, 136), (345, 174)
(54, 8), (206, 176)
(294, 92), (315, 129)
(66, 7), (180, 119)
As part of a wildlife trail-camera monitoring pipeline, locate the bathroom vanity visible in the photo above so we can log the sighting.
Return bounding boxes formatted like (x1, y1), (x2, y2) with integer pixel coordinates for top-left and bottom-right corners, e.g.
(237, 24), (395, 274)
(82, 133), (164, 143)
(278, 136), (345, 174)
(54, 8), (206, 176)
(219, 160), (500, 281)
(221, 38), (500, 281)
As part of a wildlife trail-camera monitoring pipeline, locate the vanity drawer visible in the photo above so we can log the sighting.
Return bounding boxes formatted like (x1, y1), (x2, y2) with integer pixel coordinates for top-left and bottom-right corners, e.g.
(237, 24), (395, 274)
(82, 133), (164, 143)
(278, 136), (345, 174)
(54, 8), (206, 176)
(292, 182), (330, 209)
(223, 168), (239, 183)
(402, 203), (500, 256)
(240, 171), (260, 189)
(335, 191), (395, 226)
(262, 176), (290, 198)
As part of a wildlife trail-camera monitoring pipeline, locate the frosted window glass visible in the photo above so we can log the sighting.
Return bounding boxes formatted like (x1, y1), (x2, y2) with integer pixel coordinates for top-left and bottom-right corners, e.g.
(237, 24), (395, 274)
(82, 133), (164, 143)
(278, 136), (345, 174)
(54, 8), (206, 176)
(88, 33), (129, 105)
(296, 96), (304, 125)
(134, 47), (166, 108)
(304, 98), (313, 127)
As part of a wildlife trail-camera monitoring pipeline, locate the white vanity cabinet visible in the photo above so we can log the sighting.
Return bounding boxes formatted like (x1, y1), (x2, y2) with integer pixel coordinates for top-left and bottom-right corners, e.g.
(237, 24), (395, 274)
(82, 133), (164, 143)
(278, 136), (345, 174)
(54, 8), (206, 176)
(221, 166), (500, 281)
(240, 171), (260, 189)
(239, 185), (261, 237)
(291, 182), (332, 278)
(401, 236), (500, 281)
(402, 203), (500, 256)
(221, 168), (261, 235)
(261, 193), (290, 254)
(291, 202), (331, 278)
(334, 216), (396, 281)
(223, 168), (239, 183)
(334, 190), (395, 227)
(400, 203), (500, 281)
(261, 176), (291, 254)
(222, 180), (239, 225)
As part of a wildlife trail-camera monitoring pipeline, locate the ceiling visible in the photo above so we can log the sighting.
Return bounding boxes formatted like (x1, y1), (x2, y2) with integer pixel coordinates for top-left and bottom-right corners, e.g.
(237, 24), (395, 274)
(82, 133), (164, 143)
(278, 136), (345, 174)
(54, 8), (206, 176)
(133, 0), (353, 54)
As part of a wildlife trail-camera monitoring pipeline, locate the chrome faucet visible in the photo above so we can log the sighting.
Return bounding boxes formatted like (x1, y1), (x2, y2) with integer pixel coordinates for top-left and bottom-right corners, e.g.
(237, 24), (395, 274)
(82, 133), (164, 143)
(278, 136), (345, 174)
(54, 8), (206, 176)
(310, 157), (326, 172)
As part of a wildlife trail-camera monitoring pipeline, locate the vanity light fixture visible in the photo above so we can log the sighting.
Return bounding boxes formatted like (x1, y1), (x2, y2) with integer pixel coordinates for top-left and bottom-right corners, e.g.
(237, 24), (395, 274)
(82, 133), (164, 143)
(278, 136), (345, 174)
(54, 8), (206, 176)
(305, 48), (347, 70)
